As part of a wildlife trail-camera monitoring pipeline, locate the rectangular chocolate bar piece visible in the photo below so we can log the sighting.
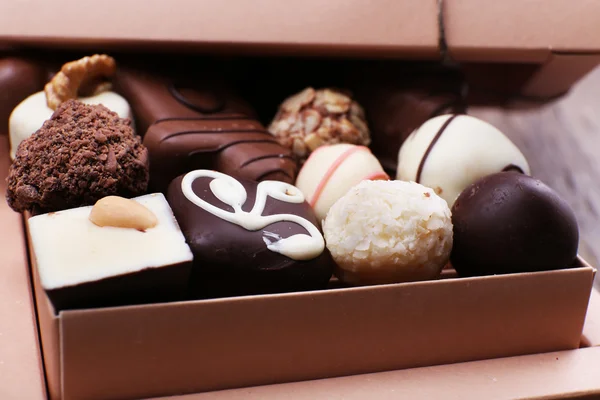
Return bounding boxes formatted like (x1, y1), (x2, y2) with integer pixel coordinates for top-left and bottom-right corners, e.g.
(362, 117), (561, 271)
(114, 68), (297, 192)
(28, 193), (193, 311)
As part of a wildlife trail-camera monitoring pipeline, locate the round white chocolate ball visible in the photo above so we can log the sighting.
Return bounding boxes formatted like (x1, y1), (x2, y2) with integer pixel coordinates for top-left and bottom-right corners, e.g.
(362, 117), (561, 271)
(295, 143), (389, 223)
(9, 91), (133, 160)
(396, 114), (530, 207)
(323, 180), (453, 285)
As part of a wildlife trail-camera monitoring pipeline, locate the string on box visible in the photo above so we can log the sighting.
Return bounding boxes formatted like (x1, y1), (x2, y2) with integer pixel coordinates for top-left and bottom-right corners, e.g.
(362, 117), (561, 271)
(435, 0), (569, 105)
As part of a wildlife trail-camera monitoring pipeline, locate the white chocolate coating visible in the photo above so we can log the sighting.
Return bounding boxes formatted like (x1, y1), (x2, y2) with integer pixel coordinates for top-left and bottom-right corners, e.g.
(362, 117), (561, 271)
(323, 180), (453, 285)
(181, 170), (324, 261)
(9, 90), (133, 160)
(295, 144), (389, 223)
(28, 193), (193, 291)
(397, 114), (530, 207)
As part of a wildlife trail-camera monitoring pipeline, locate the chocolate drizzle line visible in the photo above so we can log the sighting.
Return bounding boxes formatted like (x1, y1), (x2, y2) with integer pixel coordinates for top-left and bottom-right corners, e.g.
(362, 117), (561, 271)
(154, 115), (249, 125)
(415, 114), (458, 183)
(256, 168), (295, 182)
(188, 139), (283, 157)
(502, 164), (525, 174)
(168, 84), (225, 114)
(160, 128), (271, 142)
(240, 153), (297, 168)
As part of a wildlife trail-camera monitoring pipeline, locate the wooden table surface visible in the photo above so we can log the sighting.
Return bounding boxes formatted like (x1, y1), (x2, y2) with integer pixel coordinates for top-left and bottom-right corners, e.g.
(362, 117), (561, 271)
(471, 67), (600, 289)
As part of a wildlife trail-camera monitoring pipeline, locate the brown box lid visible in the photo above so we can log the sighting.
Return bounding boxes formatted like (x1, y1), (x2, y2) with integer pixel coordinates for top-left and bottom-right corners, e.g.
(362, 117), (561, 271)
(1, 0), (600, 101)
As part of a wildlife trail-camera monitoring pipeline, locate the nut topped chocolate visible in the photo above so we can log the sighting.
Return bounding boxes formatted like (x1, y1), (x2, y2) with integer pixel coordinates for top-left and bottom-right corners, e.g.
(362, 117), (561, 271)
(167, 170), (333, 298)
(28, 193), (193, 311)
(450, 172), (579, 276)
(9, 55), (133, 160)
(6, 100), (148, 213)
(114, 67), (297, 193)
(268, 87), (371, 163)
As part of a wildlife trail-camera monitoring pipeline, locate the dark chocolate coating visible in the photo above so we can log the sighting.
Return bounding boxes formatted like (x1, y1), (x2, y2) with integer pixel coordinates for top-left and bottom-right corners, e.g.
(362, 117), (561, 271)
(349, 64), (467, 175)
(167, 173), (333, 298)
(450, 172), (579, 276)
(114, 68), (297, 193)
(46, 259), (192, 312)
(0, 57), (48, 133)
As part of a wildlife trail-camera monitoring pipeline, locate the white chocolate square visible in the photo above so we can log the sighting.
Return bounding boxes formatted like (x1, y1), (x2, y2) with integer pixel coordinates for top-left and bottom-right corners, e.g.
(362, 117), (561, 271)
(28, 193), (193, 290)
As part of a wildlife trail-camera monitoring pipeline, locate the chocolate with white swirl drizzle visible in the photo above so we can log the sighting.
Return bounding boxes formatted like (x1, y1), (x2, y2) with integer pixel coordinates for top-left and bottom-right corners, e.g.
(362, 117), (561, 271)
(167, 171), (333, 299)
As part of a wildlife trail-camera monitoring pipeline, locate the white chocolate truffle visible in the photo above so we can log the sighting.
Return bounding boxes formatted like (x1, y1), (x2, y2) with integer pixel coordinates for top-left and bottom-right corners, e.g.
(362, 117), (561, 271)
(295, 143), (389, 223)
(323, 180), (453, 285)
(9, 90), (133, 160)
(396, 114), (530, 207)
(28, 193), (193, 311)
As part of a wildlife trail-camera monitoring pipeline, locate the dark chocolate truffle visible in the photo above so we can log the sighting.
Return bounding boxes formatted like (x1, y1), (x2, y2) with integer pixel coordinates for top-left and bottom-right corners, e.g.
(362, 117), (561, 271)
(167, 170), (333, 298)
(450, 172), (579, 276)
(6, 100), (149, 213)
(0, 57), (48, 132)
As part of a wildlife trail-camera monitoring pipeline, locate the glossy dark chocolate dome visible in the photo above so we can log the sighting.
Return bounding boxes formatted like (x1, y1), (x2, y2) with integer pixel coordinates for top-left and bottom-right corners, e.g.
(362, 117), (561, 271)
(167, 172), (333, 298)
(450, 172), (579, 276)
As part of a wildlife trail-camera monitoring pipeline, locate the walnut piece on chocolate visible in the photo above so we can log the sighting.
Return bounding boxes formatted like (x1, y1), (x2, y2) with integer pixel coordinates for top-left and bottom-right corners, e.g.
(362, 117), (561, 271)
(6, 100), (149, 213)
(45, 54), (117, 110)
(268, 87), (371, 162)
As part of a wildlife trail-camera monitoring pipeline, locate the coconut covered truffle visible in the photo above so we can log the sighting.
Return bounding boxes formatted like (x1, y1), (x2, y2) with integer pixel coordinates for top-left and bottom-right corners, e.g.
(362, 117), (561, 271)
(323, 180), (453, 285)
(6, 100), (149, 213)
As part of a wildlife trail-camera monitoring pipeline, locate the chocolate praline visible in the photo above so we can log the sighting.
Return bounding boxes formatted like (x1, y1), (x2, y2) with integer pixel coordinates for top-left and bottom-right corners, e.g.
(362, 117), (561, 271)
(167, 172), (333, 298)
(0, 57), (48, 131)
(113, 67), (297, 193)
(450, 172), (579, 276)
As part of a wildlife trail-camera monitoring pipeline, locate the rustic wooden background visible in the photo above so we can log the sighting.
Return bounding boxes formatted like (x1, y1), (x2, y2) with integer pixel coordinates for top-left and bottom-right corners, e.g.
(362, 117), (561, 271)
(471, 67), (600, 288)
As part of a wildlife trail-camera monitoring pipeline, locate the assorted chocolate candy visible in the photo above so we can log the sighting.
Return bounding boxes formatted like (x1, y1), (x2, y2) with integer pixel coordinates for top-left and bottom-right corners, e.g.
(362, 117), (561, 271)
(323, 180), (453, 285)
(295, 143), (388, 223)
(28, 193), (193, 311)
(9, 55), (133, 160)
(167, 170), (332, 298)
(267, 87), (371, 163)
(450, 172), (579, 276)
(7, 100), (148, 213)
(1, 53), (581, 311)
(114, 66), (297, 193)
(396, 114), (530, 207)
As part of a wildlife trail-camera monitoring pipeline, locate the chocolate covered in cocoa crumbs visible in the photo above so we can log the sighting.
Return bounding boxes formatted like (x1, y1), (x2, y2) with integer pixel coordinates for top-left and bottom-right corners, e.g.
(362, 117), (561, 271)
(6, 100), (149, 212)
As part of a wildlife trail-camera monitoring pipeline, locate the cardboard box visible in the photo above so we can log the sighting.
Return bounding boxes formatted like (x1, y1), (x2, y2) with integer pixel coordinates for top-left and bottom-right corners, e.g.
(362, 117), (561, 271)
(582, 289), (600, 347)
(0, 88), (594, 399)
(1, 0), (600, 103)
(5, 186), (600, 400)
(27, 250), (595, 400)
(22, 168), (595, 400)
(0, 138), (46, 400)
(2, 1), (600, 399)
(151, 346), (600, 400)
